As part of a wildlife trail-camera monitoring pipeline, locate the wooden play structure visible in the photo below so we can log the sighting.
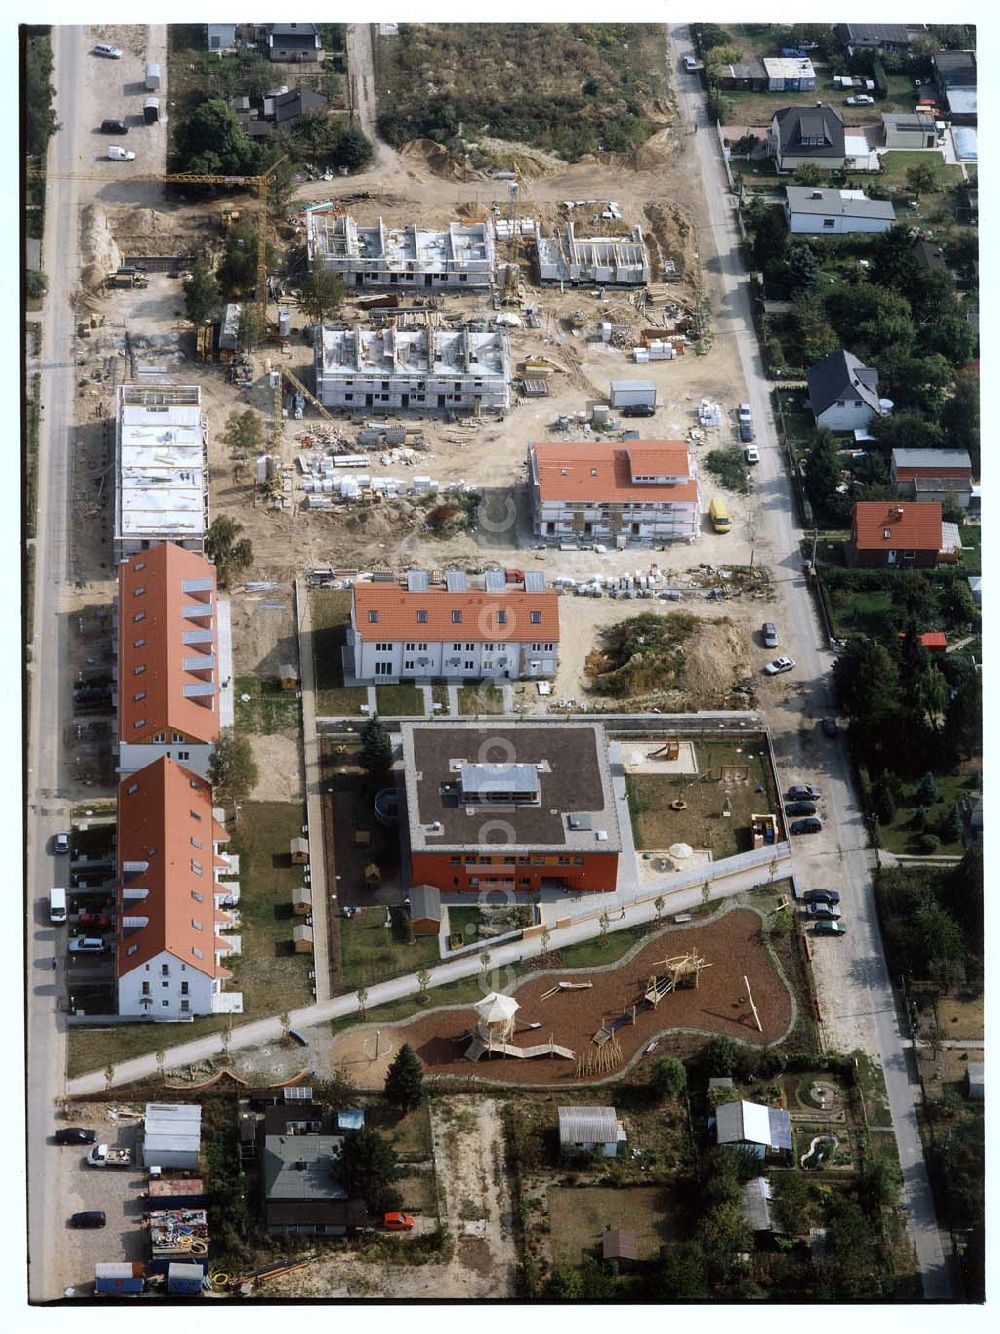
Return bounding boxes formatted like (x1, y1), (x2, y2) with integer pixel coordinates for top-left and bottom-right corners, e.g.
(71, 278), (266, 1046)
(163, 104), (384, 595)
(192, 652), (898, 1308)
(464, 991), (575, 1063)
(719, 764), (750, 783)
(577, 1035), (623, 1079)
(644, 950), (711, 1007)
(743, 974), (763, 1033)
(647, 738), (680, 761)
(540, 981), (593, 1002)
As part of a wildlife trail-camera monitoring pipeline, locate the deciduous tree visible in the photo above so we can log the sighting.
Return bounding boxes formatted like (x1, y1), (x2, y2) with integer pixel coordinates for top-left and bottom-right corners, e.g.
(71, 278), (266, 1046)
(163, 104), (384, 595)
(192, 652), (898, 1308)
(208, 728), (259, 805)
(206, 515), (254, 588)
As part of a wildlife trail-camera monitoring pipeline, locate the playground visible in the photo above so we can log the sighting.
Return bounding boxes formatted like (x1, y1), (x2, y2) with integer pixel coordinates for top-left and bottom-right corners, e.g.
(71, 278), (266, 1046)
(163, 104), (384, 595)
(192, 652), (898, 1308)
(330, 908), (794, 1087)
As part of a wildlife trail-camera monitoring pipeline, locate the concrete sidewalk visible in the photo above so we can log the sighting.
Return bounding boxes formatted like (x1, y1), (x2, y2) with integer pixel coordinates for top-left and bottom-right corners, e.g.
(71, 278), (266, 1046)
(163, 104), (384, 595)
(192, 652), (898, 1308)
(294, 578), (331, 1002)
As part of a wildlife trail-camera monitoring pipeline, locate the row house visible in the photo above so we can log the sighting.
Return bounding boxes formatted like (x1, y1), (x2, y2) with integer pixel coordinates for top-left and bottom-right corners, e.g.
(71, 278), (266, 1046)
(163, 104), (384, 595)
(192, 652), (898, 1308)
(345, 570), (559, 684)
(306, 211), (495, 290)
(529, 439), (699, 546)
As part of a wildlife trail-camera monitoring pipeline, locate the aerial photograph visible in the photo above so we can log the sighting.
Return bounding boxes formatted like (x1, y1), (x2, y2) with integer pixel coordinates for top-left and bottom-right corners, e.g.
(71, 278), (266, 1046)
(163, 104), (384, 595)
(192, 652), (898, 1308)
(20, 8), (985, 1309)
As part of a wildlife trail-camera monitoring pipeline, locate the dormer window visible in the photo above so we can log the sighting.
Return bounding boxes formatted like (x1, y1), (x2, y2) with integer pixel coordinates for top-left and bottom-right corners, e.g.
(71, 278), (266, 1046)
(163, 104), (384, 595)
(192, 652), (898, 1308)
(368, 610), (378, 623)
(452, 610), (462, 624)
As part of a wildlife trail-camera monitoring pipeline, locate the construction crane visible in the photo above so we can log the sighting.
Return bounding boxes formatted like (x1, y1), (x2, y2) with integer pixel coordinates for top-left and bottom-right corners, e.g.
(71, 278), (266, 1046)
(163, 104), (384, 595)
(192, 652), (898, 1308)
(270, 362), (338, 453)
(27, 157), (287, 331)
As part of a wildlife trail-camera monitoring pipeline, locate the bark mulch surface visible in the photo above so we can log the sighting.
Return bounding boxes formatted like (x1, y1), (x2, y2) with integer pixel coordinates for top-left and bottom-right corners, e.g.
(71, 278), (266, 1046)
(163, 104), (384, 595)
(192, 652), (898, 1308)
(375, 909), (793, 1086)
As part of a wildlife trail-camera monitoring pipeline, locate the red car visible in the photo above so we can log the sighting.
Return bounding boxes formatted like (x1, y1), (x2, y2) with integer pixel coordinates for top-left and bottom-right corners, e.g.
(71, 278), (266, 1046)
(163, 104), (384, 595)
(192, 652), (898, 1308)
(382, 1212), (415, 1231)
(77, 911), (113, 929)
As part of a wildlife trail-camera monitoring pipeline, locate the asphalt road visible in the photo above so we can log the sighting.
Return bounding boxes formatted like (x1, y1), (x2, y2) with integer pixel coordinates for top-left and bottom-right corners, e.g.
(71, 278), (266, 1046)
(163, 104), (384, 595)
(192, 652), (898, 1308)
(668, 25), (951, 1299)
(26, 24), (168, 1302)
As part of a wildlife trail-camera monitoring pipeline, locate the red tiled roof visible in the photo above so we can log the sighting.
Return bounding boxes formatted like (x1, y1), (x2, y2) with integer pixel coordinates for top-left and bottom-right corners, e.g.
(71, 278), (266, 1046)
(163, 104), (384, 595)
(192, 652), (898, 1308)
(118, 543), (219, 747)
(898, 631), (948, 650)
(895, 465), (971, 480)
(852, 502), (942, 551)
(532, 440), (697, 503)
(352, 584), (560, 644)
(116, 757), (230, 979)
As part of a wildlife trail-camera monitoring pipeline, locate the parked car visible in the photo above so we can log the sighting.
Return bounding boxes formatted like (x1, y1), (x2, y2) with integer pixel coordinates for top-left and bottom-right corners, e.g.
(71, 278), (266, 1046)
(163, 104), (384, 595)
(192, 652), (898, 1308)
(737, 403), (753, 442)
(744, 444), (760, 464)
(68, 936), (109, 953)
(846, 94), (875, 105)
(790, 817), (823, 835)
(739, 419), (754, 444)
(73, 687), (109, 704)
(802, 888), (841, 906)
(55, 1127), (97, 1146)
(762, 622), (779, 648)
(94, 43), (123, 58)
(683, 55), (700, 72)
(787, 784), (821, 800)
(108, 146), (136, 162)
(382, 1212), (415, 1231)
(620, 404), (656, 418)
(785, 801), (817, 817)
(53, 831), (70, 854)
(764, 656), (795, 675)
(821, 717), (838, 737)
(77, 910), (113, 929)
(99, 119), (128, 134)
(813, 919), (847, 937)
(69, 1211), (107, 1229)
(805, 902), (841, 921)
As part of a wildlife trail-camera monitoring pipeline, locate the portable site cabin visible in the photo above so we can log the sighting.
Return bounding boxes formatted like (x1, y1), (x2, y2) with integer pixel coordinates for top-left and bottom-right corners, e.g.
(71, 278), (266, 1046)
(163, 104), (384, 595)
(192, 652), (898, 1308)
(291, 882), (312, 915)
(142, 1103), (202, 1170)
(292, 924), (314, 953)
(143, 98), (160, 125)
(280, 663), (300, 690)
(167, 1262), (205, 1295)
(95, 1262), (145, 1295)
(144, 62), (161, 90)
(290, 836), (310, 864)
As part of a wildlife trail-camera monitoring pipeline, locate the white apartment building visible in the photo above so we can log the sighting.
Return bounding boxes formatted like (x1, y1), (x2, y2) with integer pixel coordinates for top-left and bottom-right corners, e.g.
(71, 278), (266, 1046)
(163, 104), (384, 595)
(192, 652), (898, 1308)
(314, 325), (511, 414)
(344, 570), (559, 685)
(306, 211), (495, 289)
(529, 440), (700, 547)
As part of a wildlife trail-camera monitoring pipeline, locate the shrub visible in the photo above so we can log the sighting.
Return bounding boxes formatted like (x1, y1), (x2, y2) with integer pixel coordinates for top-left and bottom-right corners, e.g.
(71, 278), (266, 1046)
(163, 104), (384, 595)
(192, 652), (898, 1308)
(917, 834), (941, 855)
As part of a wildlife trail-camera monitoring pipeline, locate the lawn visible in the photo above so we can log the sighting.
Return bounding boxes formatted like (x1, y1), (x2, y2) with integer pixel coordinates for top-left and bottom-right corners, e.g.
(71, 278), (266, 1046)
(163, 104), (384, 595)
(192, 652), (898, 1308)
(339, 906), (440, 990)
(935, 994), (983, 1041)
(234, 674), (302, 735)
(447, 905), (481, 944)
(626, 739), (779, 857)
(547, 1185), (674, 1265)
(430, 682), (450, 712)
(67, 802), (315, 1080)
(847, 151), (965, 194)
(773, 390), (815, 446)
(874, 768), (979, 856)
(376, 684), (425, 716)
(309, 588), (368, 716)
(959, 526), (981, 576)
(458, 685), (504, 715)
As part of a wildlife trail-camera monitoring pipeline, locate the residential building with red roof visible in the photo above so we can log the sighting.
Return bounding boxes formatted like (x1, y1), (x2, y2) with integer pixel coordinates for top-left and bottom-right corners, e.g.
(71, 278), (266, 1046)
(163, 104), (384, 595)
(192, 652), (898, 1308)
(117, 543), (220, 778)
(116, 757), (242, 1018)
(847, 501), (943, 568)
(529, 440), (699, 546)
(345, 569), (559, 685)
(891, 449), (974, 509)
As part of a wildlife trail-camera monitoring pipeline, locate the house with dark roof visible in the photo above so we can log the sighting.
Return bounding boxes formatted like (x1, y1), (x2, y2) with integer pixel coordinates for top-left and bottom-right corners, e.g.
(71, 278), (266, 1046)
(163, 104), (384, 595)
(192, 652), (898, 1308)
(601, 1228), (639, 1272)
(262, 1129), (368, 1235)
(266, 22), (322, 63)
(806, 349), (886, 431)
(714, 1100), (793, 1162)
(933, 50), (977, 124)
(716, 60), (768, 92)
(891, 449), (973, 508)
(784, 187), (894, 236)
(847, 501), (943, 569)
(836, 23), (916, 56)
(768, 105), (845, 173)
(882, 112), (937, 152)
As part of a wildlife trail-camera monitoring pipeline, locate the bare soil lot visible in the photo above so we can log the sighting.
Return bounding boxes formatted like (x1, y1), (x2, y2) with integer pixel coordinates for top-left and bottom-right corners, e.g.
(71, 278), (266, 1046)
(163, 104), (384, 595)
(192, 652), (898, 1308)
(547, 1184), (673, 1265)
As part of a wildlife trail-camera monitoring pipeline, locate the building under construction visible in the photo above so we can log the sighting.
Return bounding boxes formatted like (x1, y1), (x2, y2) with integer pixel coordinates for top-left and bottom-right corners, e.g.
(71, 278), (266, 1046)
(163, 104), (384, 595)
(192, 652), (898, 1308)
(313, 325), (511, 415)
(114, 385), (208, 561)
(306, 211), (496, 290)
(536, 221), (650, 286)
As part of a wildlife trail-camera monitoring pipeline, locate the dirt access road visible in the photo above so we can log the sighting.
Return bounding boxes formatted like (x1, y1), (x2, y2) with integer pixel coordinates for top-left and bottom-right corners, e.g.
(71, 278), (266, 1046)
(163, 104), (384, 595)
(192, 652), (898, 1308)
(267, 1095), (516, 1298)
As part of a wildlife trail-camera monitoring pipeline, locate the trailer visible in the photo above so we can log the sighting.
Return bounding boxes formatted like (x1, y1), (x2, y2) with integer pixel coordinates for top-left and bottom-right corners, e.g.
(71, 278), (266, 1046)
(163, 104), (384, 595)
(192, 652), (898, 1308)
(609, 378), (657, 410)
(144, 62), (161, 91)
(143, 98), (160, 125)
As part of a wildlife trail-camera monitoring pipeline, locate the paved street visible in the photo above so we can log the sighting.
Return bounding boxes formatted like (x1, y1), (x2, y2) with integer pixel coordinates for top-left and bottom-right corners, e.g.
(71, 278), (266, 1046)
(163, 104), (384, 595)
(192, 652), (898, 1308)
(668, 24), (951, 1298)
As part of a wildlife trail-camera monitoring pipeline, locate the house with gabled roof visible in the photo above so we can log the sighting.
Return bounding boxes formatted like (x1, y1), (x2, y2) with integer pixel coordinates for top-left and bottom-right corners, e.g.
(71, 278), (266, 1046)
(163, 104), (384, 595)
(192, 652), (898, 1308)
(714, 1099), (792, 1162)
(847, 501), (943, 569)
(768, 105), (845, 173)
(891, 449), (973, 508)
(115, 757), (242, 1019)
(117, 543), (221, 779)
(806, 349), (887, 432)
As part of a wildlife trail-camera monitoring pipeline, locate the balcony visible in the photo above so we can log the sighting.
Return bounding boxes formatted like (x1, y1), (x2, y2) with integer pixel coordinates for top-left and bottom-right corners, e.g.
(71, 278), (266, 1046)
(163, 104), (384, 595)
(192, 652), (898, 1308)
(181, 577), (214, 594)
(183, 653), (216, 672)
(183, 681), (215, 698)
(182, 602), (214, 621)
(182, 627), (214, 645)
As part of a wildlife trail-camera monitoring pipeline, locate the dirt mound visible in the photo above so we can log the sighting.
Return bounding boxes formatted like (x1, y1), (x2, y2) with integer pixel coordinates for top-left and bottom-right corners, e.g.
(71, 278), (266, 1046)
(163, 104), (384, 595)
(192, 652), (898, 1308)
(400, 138), (479, 181)
(683, 617), (749, 708)
(631, 128), (675, 172)
(644, 199), (700, 295)
(111, 207), (181, 238)
(470, 136), (569, 178)
(79, 205), (122, 290)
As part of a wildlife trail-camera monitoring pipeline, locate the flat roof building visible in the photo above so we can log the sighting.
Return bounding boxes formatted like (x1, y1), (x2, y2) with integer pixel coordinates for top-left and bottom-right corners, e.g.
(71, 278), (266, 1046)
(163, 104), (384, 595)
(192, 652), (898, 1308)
(115, 385), (207, 561)
(306, 211), (495, 289)
(537, 221), (650, 286)
(401, 720), (621, 895)
(784, 187), (895, 235)
(314, 325), (510, 415)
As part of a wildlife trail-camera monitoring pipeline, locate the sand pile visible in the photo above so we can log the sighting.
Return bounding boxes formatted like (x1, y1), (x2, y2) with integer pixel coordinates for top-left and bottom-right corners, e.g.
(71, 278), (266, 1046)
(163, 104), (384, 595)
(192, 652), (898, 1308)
(79, 205), (123, 290)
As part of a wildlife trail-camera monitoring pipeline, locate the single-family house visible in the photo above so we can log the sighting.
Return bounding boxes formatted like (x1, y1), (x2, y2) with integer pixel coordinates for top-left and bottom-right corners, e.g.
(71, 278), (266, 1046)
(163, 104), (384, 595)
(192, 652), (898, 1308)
(891, 449), (973, 508)
(115, 757), (242, 1019)
(344, 570), (559, 685)
(806, 349), (887, 431)
(836, 24), (916, 57)
(266, 23), (322, 63)
(933, 50), (977, 124)
(411, 884), (442, 936)
(768, 105), (845, 173)
(846, 501), (943, 569)
(762, 57), (816, 92)
(914, 240), (952, 278)
(205, 24), (238, 54)
(784, 187), (894, 236)
(882, 112), (937, 152)
(529, 439), (699, 546)
(714, 1100), (793, 1162)
(262, 1130), (368, 1235)
(558, 1106), (626, 1158)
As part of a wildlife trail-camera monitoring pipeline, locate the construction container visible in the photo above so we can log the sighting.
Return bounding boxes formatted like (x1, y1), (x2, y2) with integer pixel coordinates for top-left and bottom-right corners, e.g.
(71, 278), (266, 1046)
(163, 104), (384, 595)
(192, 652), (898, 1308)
(278, 307), (291, 337)
(610, 379), (657, 409)
(144, 62), (161, 91)
(143, 98), (160, 125)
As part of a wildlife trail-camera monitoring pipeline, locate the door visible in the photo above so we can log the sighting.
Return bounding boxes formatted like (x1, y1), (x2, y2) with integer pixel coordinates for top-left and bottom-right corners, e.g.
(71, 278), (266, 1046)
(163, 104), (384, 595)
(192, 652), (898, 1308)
(887, 549), (897, 565)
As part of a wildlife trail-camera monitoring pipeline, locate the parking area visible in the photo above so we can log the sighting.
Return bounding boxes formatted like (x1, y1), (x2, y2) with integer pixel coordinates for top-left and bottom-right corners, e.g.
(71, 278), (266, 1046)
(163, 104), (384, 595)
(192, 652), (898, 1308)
(54, 1107), (146, 1288)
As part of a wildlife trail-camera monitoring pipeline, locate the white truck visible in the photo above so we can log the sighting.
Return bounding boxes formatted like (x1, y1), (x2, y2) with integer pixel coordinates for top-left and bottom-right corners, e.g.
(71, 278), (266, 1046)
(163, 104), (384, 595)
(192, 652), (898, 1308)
(87, 1144), (132, 1168)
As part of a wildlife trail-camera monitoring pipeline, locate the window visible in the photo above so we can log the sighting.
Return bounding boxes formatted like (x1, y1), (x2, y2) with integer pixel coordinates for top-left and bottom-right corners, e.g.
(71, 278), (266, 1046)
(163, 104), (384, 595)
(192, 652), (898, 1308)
(404, 660), (415, 670)
(192, 947), (204, 960)
(452, 610), (462, 624)
(417, 610), (427, 623)
(530, 611), (541, 624)
(453, 642), (461, 651)
(178, 751), (190, 761)
(883, 528), (891, 539)
(190, 809), (202, 822)
(162, 980), (169, 989)
(903, 549), (916, 558)
(133, 664), (145, 677)
(519, 876), (530, 886)
(192, 918), (203, 931)
(823, 218), (836, 229)
(134, 691), (146, 702)
(133, 638), (145, 648)
(191, 890), (204, 903)
(465, 642), (474, 651)
(558, 856), (571, 865)
(134, 561), (146, 571)
(450, 856), (461, 866)
(127, 943), (138, 956)
(133, 719), (147, 729)
(133, 611), (146, 623)
(405, 642), (415, 650)
(544, 642), (555, 652)
(497, 610), (507, 625)
(464, 660), (474, 670)
(368, 610), (379, 623)
(191, 859), (203, 876)
(375, 643), (391, 652)
(180, 1000), (190, 1013)
(162, 1000), (169, 1008)
(375, 661), (392, 676)
(152, 733), (166, 743)
(141, 981), (150, 995)
(191, 836), (203, 849)
(161, 964), (169, 976)
(127, 782), (139, 795)
(133, 586), (146, 597)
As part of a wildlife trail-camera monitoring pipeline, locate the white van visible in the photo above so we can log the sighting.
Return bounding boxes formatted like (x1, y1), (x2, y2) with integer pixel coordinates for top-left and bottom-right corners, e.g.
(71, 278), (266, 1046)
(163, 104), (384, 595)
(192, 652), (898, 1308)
(108, 146), (136, 162)
(50, 888), (67, 924)
(94, 42), (123, 59)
